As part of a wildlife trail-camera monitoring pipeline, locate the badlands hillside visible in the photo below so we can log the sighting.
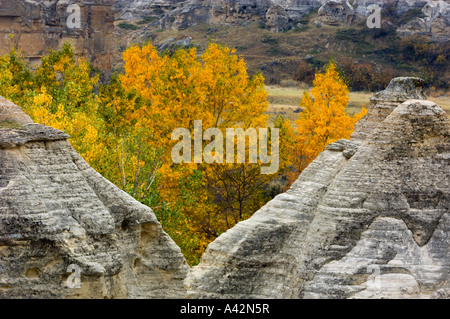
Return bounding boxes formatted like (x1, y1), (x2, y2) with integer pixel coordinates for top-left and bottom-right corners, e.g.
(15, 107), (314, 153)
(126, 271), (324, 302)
(112, 0), (450, 90)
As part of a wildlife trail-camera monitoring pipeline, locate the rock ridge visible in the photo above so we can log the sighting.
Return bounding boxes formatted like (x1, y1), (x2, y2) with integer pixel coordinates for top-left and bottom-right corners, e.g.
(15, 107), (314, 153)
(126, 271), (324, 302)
(0, 0), (114, 70)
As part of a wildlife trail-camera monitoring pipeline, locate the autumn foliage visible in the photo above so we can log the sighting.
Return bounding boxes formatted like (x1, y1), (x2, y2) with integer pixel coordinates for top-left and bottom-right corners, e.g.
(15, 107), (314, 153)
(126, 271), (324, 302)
(0, 42), (366, 265)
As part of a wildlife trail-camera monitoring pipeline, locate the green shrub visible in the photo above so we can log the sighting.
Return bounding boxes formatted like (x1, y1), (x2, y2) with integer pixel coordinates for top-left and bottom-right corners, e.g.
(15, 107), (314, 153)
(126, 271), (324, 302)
(266, 46), (281, 56)
(261, 35), (279, 45)
(118, 23), (139, 30)
(137, 16), (159, 25)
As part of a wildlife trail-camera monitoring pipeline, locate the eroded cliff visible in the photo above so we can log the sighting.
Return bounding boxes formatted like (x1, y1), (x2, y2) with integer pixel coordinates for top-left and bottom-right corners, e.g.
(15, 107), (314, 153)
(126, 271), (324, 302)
(0, 0), (114, 70)
(0, 77), (448, 299)
(115, 0), (450, 39)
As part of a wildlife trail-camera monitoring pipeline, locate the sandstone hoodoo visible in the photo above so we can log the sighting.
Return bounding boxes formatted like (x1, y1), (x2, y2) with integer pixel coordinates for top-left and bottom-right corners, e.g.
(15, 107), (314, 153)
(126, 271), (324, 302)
(185, 77), (450, 299)
(397, 0), (450, 41)
(1, 77), (448, 299)
(0, 97), (189, 298)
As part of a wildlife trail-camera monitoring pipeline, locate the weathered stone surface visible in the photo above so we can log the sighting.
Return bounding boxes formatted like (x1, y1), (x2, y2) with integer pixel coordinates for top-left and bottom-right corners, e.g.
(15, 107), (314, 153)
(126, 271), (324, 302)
(0, 97), (34, 125)
(351, 0), (449, 41)
(351, 77), (427, 142)
(397, 0), (450, 41)
(316, 0), (355, 26)
(0, 97), (189, 299)
(185, 77), (450, 299)
(0, 0), (114, 70)
(115, 0), (330, 30)
(266, 4), (291, 32)
(352, 0), (429, 16)
(115, 0), (448, 37)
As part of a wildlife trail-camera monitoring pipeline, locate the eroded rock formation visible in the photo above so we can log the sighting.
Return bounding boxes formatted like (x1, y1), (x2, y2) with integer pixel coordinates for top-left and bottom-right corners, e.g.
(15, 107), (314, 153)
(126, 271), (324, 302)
(397, 0), (450, 41)
(0, 0), (114, 70)
(115, 0), (329, 31)
(1, 77), (448, 299)
(266, 4), (291, 32)
(115, 0), (450, 40)
(185, 77), (450, 299)
(352, 0), (429, 16)
(315, 0), (355, 26)
(0, 97), (189, 298)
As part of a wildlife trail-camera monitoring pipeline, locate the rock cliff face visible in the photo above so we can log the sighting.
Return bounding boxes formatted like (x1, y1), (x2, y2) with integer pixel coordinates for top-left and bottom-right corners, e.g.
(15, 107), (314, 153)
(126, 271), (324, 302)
(0, 0), (114, 70)
(315, 0), (355, 26)
(0, 77), (448, 299)
(397, 0), (450, 41)
(0, 97), (189, 298)
(185, 77), (450, 299)
(115, 0), (450, 39)
(115, 0), (328, 30)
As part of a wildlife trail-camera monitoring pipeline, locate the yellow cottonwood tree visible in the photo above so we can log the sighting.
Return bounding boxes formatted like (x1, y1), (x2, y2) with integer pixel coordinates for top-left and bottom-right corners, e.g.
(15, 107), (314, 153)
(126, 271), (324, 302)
(291, 61), (367, 183)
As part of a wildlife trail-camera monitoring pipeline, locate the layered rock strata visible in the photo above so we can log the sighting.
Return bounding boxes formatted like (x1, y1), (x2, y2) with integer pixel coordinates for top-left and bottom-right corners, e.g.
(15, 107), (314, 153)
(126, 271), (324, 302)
(185, 77), (450, 299)
(0, 0), (114, 70)
(115, 0), (329, 31)
(397, 0), (450, 41)
(115, 0), (450, 38)
(0, 97), (189, 299)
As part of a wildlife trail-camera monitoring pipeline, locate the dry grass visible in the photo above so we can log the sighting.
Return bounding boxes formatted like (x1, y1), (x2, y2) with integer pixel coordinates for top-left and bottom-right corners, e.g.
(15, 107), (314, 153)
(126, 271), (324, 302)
(429, 96), (450, 115)
(265, 85), (450, 122)
(265, 85), (305, 108)
(265, 85), (375, 125)
(266, 85), (373, 106)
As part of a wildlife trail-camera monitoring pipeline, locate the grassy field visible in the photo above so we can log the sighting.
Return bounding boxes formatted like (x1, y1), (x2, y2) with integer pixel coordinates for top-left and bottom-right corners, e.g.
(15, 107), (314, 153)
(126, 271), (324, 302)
(429, 96), (450, 115)
(265, 85), (450, 124)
